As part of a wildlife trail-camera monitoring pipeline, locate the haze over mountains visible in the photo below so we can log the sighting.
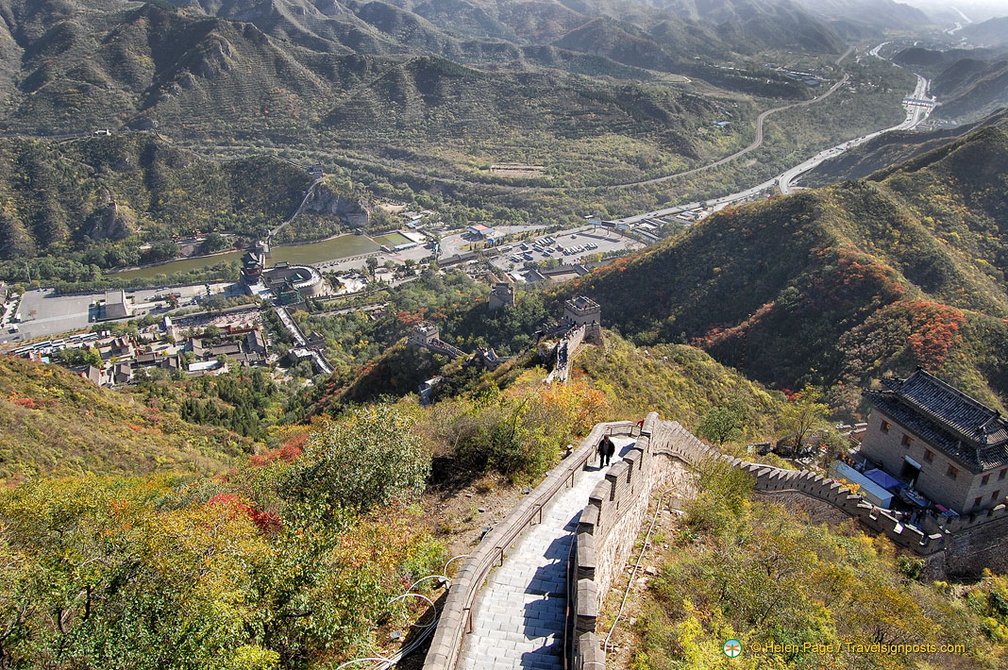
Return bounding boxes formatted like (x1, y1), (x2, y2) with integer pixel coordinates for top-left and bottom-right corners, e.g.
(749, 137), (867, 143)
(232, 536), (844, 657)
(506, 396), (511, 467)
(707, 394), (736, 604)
(0, 0), (929, 139)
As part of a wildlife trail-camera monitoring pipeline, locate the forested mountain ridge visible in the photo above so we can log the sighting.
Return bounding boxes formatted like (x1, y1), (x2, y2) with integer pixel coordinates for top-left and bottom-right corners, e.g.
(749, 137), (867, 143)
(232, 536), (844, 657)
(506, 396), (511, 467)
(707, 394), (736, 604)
(0, 0), (896, 143)
(0, 133), (315, 267)
(803, 107), (1008, 187)
(570, 119), (1008, 414)
(0, 355), (251, 479)
(0, 0), (930, 274)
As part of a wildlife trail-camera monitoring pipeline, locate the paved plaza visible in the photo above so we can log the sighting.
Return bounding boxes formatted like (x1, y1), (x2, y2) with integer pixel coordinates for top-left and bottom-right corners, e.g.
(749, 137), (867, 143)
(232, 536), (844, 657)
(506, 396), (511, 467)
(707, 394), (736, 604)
(2, 283), (233, 345)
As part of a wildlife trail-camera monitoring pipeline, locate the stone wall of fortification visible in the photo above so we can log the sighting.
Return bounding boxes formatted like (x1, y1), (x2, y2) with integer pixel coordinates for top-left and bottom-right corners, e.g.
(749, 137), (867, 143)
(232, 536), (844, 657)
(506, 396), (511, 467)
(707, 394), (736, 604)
(427, 411), (1008, 670)
(662, 420), (1008, 579)
(424, 421), (637, 670)
(569, 413), (676, 670)
(567, 415), (1008, 670)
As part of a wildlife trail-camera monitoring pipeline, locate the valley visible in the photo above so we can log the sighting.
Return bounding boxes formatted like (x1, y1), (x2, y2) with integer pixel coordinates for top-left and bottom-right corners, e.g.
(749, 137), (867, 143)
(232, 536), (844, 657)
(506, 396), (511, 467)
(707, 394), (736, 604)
(2, 1), (1008, 669)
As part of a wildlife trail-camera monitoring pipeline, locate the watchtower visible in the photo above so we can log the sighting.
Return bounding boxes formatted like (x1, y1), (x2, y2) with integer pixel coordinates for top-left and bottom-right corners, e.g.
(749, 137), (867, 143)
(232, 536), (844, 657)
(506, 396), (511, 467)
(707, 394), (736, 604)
(489, 282), (515, 311)
(563, 296), (602, 343)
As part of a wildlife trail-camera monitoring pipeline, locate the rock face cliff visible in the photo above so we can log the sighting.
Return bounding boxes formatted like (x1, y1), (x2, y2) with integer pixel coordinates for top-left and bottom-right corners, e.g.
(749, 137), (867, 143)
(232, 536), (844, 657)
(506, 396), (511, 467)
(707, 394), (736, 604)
(81, 203), (136, 243)
(301, 186), (370, 227)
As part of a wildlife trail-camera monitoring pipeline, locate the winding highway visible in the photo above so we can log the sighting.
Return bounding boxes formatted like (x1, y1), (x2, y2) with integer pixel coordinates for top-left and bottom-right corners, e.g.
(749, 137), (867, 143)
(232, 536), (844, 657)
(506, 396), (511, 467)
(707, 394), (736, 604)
(778, 48), (934, 194)
(611, 73), (851, 190)
(612, 44), (936, 225)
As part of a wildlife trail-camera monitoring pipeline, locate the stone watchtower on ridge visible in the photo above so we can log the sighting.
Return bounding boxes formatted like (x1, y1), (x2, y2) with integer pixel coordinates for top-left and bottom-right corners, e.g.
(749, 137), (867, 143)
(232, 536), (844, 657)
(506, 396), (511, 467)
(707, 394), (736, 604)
(563, 296), (602, 344)
(488, 282), (515, 311)
(409, 321), (440, 346)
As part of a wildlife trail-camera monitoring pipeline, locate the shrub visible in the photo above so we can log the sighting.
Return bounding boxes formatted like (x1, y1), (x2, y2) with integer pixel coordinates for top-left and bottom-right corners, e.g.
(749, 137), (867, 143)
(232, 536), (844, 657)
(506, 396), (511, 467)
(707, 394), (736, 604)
(281, 403), (430, 515)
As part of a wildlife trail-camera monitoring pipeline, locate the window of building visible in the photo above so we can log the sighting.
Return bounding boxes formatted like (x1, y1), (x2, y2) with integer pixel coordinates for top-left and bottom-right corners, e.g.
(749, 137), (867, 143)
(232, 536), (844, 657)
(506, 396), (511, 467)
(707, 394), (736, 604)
(924, 449), (934, 463)
(880, 420), (890, 433)
(983, 474), (991, 486)
(975, 497), (983, 508)
(901, 434), (913, 447)
(947, 464), (959, 479)
(993, 490), (1002, 502)
(1001, 468), (1007, 481)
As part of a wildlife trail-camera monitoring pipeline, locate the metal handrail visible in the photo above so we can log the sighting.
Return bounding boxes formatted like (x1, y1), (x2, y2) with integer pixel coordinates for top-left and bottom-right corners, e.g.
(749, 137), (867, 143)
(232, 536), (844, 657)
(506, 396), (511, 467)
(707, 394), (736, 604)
(431, 421), (637, 668)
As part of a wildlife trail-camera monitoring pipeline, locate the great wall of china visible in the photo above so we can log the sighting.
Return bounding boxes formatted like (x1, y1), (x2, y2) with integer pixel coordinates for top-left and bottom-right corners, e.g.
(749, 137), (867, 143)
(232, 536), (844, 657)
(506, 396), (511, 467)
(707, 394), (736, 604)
(421, 410), (1008, 669)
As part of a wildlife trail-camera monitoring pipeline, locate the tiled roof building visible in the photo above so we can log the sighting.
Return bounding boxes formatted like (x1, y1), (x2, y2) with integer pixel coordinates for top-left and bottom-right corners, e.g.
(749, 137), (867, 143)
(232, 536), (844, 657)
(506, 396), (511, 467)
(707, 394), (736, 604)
(861, 368), (1008, 514)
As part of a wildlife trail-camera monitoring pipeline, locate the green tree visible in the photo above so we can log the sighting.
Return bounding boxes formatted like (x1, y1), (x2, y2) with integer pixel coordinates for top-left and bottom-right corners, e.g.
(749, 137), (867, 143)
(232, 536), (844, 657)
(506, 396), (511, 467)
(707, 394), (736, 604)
(778, 385), (829, 452)
(146, 239), (179, 263)
(54, 345), (102, 367)
(281, 403), (430, 515)
(201, 232), (230, 254)
(697, 402), (746, 447)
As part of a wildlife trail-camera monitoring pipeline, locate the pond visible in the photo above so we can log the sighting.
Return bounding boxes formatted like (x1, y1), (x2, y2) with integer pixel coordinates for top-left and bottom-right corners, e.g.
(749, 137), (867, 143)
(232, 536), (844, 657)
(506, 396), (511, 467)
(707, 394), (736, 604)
(111, 235), (381, 281)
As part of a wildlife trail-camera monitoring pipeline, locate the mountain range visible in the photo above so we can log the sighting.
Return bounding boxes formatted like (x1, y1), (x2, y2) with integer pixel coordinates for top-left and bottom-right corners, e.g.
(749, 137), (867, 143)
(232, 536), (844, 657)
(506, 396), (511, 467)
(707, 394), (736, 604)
(0, 0), (931, 141)
(568, 113), (1008, 414)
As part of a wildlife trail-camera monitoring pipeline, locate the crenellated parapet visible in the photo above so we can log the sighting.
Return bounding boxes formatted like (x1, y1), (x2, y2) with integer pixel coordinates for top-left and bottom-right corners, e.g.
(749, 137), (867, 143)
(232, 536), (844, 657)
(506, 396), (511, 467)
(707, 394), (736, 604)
(425, 411), (1008, 670)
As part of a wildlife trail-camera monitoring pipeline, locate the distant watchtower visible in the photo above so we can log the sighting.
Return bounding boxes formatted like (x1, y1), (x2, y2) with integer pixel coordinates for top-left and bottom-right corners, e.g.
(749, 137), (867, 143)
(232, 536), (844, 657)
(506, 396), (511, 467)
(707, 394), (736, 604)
(489, 282), (515, 311)
(410, 322), (440, 346)
(564, 296), (602, 343)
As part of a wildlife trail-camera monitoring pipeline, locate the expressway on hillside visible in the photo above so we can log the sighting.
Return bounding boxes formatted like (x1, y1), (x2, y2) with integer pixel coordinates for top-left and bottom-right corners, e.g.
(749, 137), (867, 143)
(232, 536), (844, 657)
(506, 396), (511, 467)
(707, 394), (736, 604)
(611, 43), (936, 226)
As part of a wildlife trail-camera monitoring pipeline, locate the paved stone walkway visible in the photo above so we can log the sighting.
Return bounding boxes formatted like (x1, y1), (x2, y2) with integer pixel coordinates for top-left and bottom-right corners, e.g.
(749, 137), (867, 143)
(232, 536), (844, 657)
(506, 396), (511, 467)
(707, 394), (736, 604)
(459, 437), (636, 670)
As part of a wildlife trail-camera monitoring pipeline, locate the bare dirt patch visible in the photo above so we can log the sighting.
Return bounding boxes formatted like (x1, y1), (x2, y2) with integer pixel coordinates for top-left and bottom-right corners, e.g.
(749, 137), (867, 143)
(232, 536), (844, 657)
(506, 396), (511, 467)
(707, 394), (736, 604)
(489, 163), (546, 178)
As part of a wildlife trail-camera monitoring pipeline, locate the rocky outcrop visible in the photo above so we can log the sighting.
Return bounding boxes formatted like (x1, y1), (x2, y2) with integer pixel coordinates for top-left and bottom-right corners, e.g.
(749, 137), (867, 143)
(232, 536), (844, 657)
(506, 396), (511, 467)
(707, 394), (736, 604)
(81, 203), (135, 243)
(301, 186), (370, 227)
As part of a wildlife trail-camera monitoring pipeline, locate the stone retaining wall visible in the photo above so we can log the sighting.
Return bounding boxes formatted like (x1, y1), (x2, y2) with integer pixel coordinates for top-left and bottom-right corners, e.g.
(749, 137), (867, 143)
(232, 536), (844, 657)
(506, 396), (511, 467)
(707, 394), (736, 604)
(566, 414), (1008, 670)
(661, 423), (948, 555)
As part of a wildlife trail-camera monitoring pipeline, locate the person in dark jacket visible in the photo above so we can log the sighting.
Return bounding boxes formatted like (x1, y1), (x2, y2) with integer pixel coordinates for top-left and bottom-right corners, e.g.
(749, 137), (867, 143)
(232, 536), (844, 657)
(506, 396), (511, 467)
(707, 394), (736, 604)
(598, 435), (615, 467)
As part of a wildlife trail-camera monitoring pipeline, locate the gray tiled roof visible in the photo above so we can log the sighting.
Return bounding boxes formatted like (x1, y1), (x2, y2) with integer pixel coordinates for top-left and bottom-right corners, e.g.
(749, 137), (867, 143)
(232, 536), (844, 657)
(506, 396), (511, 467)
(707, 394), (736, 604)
(866, 369), (1008, 472)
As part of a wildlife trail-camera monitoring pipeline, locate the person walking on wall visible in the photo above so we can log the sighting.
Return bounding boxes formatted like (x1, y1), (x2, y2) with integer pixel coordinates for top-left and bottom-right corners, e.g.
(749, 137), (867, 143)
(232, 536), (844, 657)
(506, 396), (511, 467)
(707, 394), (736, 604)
(598, 435), (615, 467)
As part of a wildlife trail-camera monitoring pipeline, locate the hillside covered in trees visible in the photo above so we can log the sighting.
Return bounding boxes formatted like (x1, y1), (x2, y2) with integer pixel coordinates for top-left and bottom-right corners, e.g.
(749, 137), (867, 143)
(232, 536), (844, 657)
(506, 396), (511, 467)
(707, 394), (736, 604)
(0, 134), (314, 267)
(0, 355), (252, 479)
(570, 119), (1008, 416)
(630, 463), (1008, 669)
(0, 326), (786, 668)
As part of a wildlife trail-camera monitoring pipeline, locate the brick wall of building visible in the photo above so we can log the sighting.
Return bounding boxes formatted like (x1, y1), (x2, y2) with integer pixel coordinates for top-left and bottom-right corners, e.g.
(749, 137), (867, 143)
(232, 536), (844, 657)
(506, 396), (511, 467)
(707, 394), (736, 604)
(860, 409), (1008, 514)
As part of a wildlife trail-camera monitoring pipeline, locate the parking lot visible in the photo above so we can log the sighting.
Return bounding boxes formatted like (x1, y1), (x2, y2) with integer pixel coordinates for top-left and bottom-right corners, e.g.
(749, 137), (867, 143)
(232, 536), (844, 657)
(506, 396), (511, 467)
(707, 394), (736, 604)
(1, 283), (232, 346)
(488, 226), (644, 274)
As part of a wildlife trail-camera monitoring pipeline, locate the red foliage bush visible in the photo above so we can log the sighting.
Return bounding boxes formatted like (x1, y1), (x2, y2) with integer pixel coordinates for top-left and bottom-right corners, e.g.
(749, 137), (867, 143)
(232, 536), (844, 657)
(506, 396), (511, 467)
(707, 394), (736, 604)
(249, 437), (305, 467)
(207, 493), (282, 534)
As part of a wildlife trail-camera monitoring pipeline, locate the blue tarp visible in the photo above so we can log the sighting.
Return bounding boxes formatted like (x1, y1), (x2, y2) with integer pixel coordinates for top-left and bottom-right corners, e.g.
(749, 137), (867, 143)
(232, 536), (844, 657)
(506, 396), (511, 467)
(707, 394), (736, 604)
(865, 468), (902, 491)
(830, 462), (894, 508)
